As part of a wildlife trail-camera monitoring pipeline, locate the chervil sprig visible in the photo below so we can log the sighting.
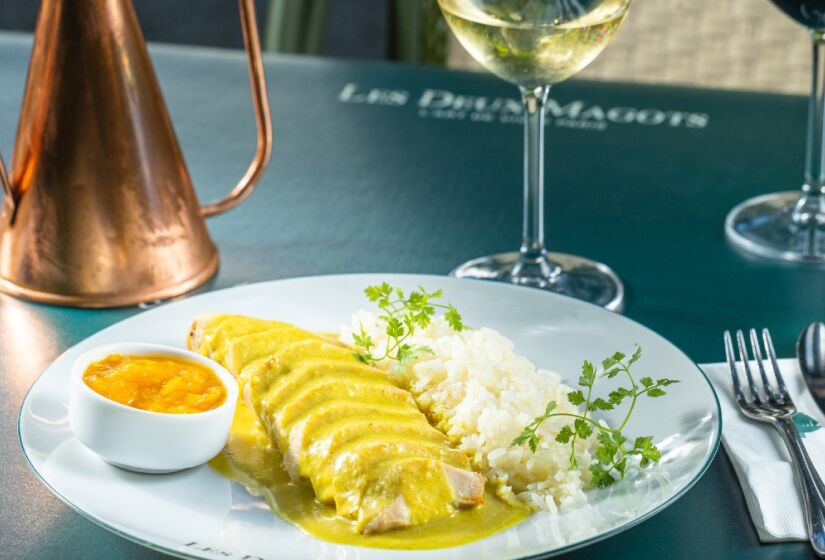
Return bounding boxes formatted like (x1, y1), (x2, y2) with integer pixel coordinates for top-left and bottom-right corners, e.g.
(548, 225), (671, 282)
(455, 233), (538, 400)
(511, 347), (679, 487)
(511, 401), (557, 452)
(353, 283), (464, 370)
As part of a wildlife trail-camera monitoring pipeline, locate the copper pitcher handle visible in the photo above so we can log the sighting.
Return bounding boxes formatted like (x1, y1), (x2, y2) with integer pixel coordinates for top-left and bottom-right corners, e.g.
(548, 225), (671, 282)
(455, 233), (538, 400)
(200, 0), (273, 218)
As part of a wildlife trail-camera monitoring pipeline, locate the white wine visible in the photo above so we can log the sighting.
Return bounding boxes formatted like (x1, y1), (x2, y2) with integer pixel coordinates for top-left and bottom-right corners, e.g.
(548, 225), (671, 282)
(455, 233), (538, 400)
(439, 0), (630, 88)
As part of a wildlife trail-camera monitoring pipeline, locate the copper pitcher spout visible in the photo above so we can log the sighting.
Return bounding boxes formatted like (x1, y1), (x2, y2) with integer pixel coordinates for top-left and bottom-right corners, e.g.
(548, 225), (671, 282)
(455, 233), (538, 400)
(0, 0), (272, 308)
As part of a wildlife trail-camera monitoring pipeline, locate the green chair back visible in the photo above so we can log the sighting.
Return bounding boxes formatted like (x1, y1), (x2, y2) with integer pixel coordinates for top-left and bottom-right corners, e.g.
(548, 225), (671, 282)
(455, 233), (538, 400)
(263, 0), (447, 64)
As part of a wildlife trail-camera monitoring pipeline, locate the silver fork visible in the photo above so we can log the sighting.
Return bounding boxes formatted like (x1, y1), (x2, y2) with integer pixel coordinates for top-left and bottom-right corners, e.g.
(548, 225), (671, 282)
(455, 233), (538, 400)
(725, 328), (825, 556)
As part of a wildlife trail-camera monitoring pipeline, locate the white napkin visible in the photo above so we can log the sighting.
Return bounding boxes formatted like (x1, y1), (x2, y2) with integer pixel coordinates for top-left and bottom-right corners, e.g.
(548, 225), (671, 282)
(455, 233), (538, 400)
(702, 358), (825, 542)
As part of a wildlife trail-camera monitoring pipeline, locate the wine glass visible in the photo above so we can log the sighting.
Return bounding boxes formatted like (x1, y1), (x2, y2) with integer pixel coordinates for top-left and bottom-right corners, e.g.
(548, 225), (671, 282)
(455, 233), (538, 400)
(726, 0), (825, 261)
(438, 0), (631, 310)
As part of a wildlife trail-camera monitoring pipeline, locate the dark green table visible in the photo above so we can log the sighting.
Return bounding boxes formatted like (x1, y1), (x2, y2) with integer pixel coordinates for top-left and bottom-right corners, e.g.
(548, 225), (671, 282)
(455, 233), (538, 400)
(2, 30), (823, 559)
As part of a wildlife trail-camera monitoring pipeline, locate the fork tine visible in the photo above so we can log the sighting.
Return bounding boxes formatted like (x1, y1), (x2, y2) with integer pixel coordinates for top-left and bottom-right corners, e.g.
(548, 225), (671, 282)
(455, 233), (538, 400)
(724, 330), (746, 403)
(762, 328), (790, 400)
(736, 329), (763, 404)
(749, 328), (778, 401)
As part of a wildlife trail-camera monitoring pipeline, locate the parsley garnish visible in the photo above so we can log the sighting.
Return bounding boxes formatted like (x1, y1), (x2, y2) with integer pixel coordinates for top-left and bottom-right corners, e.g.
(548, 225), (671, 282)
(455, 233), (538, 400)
(511, 346), (679, 487)
(353, 283), (465, 370)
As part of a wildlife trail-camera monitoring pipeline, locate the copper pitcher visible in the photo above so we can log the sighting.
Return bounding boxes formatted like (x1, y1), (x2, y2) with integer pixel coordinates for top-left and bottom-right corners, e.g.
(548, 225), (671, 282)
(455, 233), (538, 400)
(0, 0), (272, 307)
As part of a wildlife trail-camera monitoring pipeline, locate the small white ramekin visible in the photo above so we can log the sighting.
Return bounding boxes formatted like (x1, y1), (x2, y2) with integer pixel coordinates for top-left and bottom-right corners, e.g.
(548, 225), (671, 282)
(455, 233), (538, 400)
(68, 343), (237, 473)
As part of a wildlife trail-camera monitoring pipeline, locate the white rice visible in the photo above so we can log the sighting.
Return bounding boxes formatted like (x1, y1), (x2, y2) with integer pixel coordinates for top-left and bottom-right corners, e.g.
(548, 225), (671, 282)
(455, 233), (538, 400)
(339, 311), (596, 512)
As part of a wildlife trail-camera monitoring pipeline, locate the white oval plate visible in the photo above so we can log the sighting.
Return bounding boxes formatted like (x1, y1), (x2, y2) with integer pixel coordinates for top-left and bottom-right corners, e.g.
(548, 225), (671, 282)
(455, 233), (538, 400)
(18, 274), (721, 560)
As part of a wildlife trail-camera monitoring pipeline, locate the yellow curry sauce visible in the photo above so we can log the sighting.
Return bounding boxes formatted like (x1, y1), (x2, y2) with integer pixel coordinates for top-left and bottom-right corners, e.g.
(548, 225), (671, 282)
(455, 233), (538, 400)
(188, 315), (530, 548)
(210, 401), (530, 550)
(83, 354), (226, 414)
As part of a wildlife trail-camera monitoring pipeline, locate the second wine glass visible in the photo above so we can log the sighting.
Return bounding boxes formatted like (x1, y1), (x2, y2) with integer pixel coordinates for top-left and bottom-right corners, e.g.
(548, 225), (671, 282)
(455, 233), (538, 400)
(438, 0), (631, 310)
(726, 0), (825, 262)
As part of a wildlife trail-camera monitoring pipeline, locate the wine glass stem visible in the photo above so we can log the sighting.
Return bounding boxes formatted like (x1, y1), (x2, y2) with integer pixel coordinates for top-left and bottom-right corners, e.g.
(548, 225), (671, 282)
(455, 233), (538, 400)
(793, 30), (825, 225)
(805, 31), (825, 195)
(520, 85), (551, 261)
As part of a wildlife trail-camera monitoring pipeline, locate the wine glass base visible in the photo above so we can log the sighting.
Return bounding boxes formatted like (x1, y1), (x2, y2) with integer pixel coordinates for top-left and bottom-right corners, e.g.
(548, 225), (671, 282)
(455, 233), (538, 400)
(725, 191), (825, 262)
(450, 251), (624, 311)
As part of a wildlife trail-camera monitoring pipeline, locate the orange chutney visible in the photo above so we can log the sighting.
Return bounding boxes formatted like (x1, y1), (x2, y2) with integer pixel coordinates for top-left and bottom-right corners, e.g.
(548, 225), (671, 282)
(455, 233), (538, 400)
(83, 354), (227, 414)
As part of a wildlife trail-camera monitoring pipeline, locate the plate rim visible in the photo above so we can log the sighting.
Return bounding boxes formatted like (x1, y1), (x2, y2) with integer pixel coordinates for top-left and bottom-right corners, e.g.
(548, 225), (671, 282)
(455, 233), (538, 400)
(17, 273), (723, 560)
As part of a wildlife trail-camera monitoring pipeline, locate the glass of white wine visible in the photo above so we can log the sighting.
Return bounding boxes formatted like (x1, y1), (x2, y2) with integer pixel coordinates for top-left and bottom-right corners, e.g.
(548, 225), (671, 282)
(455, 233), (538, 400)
(438, 0), (631, 310)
